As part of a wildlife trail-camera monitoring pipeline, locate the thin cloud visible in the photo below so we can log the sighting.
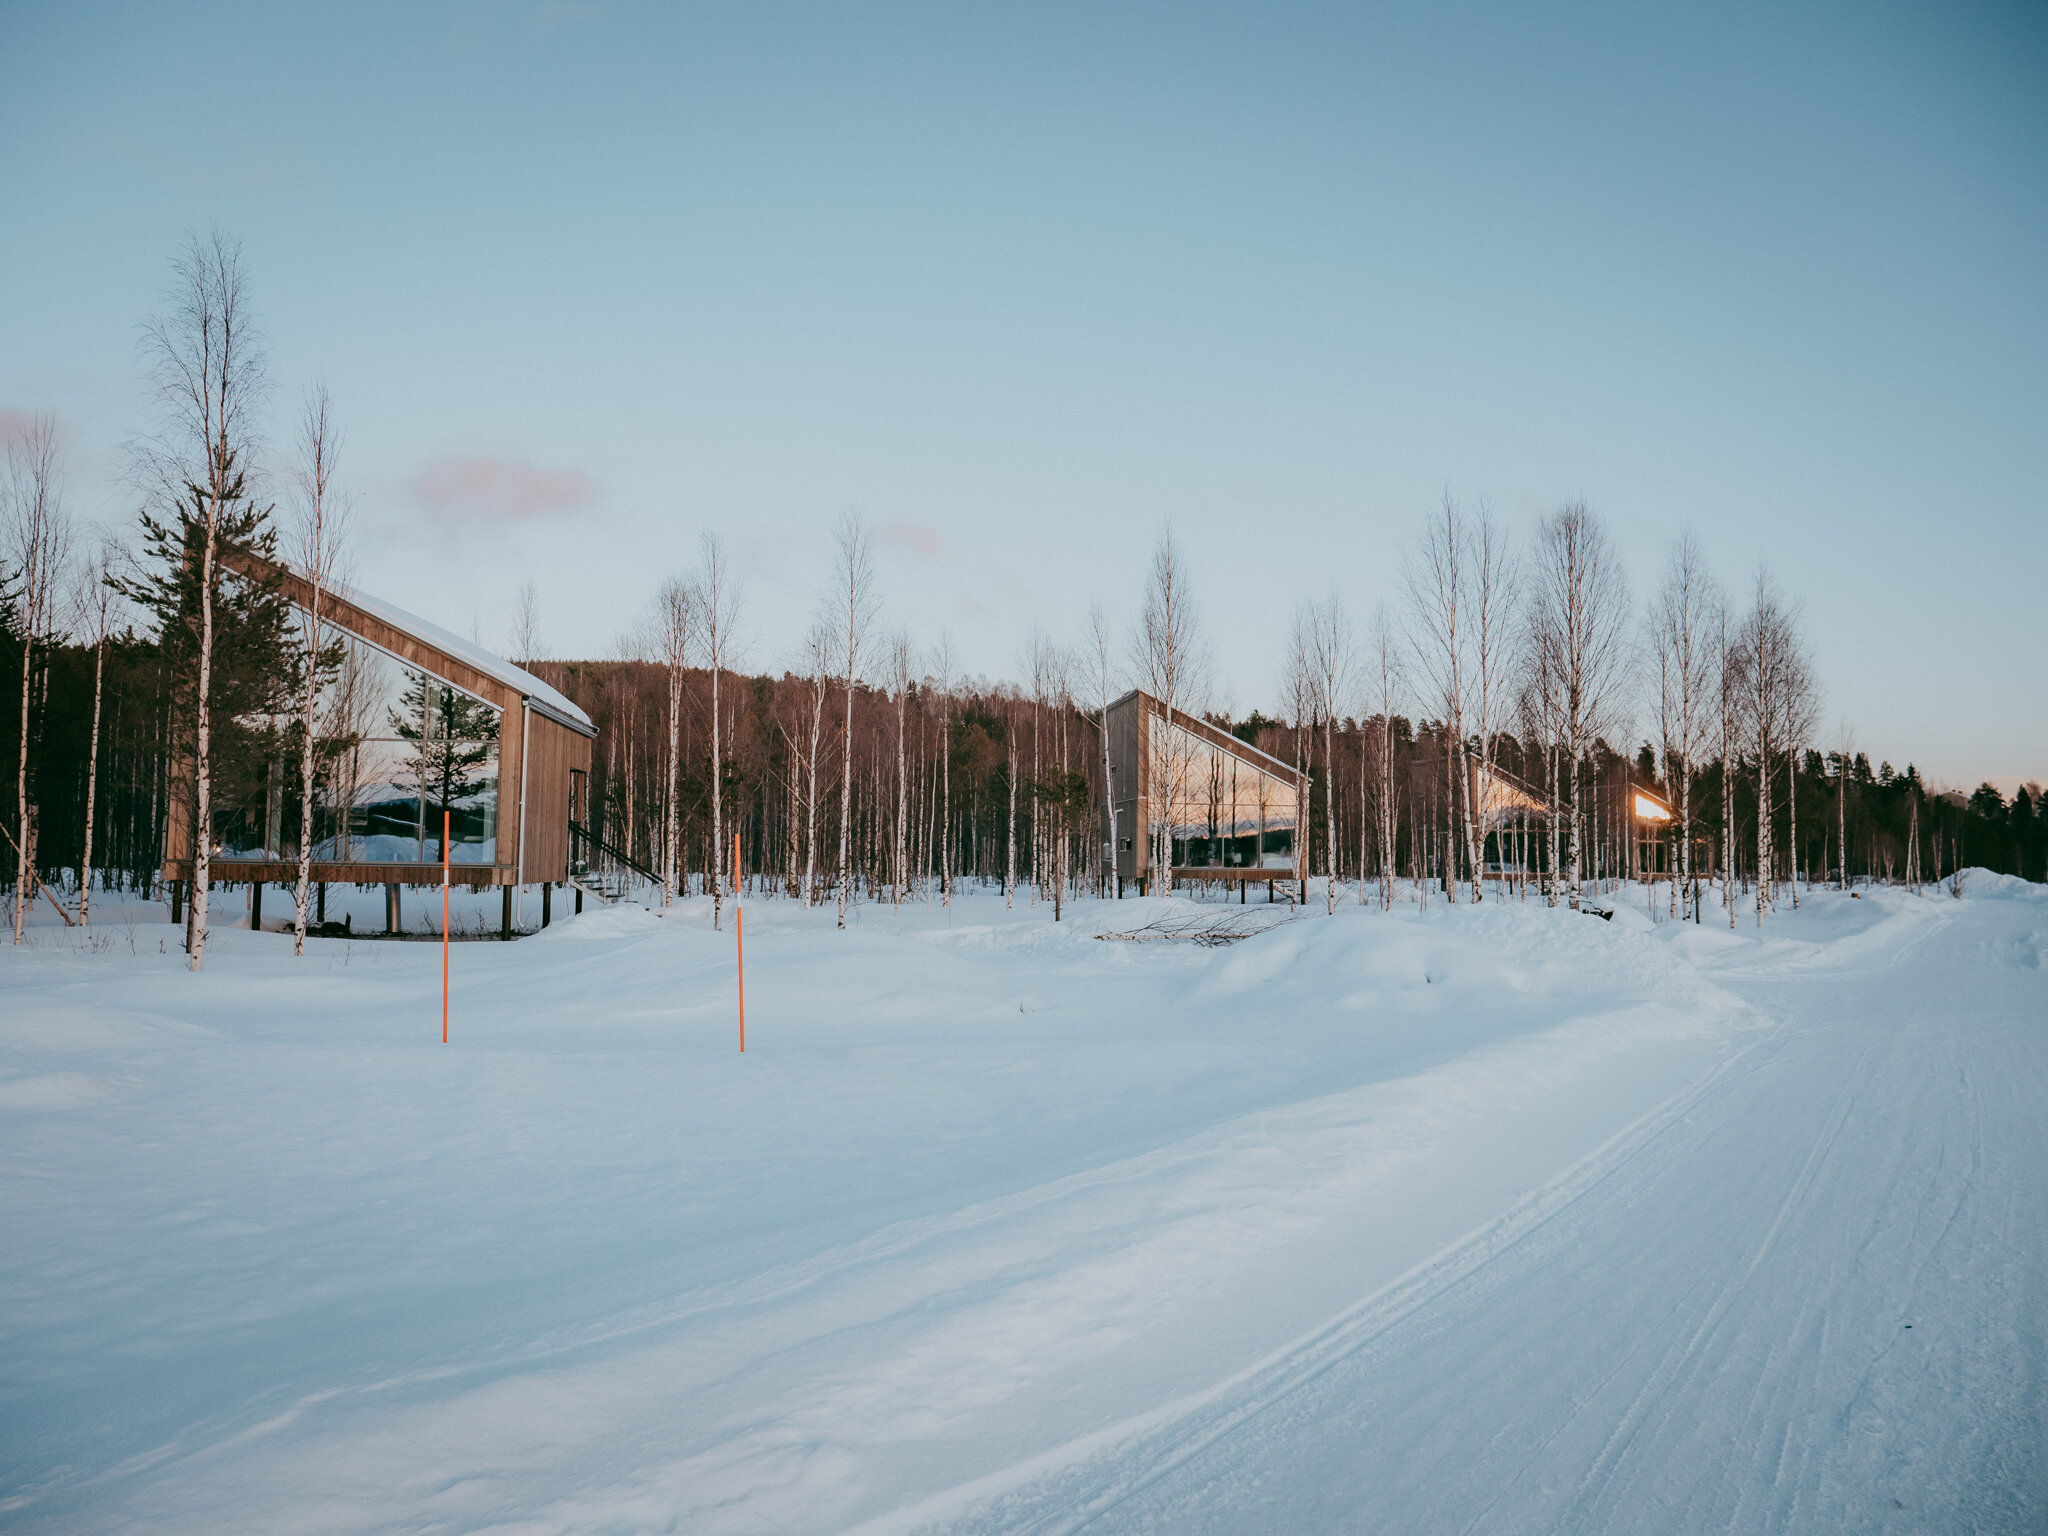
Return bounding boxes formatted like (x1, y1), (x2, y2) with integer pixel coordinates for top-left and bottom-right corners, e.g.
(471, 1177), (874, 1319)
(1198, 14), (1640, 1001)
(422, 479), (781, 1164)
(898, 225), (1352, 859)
(406, 455), (596, 527)
(0, 409), (48, 445)
(880, 519), (945, 559)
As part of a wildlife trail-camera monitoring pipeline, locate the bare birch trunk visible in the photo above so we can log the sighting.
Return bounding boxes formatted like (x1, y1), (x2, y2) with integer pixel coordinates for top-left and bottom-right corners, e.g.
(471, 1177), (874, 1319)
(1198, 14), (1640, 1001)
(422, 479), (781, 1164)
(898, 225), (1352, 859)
(936, 638), (954, 916)
(1549, 744), (1562, 909)
(12, 624), (29, 945)
(6, 417), (67, 944)
(838, 667), (854, 925)
(289, 387), (345, 955)
(1090, 604), (1118, 901)
(293, 563), (320, 953)
(1381, 712), (1396, 909)
(1786, 743), (1800, 910)
(893, 640), (909, 906)
(80, 633), (105, 925)
(831, 518), (873, 930)
(1837, 746), (1850, 891)
(1754, 741), (1773, 925)
(190, 484), (217, 969)
(664, 666), (681, 903)
(1324, 709), (1338, 915)
(1568, 752), (1585, 911)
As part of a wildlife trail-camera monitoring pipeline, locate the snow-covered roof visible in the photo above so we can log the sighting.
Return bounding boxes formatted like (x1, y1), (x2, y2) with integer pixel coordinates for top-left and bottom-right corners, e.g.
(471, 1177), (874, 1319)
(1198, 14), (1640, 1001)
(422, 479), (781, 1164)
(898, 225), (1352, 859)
(327, 576), (593, 734)
(1111, 689), (1301, 779)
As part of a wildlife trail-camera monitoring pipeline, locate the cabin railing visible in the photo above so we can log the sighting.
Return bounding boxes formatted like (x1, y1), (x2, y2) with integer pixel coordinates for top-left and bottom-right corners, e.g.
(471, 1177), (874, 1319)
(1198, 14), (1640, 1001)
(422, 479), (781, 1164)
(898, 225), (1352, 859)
(568, 820), (661, 887)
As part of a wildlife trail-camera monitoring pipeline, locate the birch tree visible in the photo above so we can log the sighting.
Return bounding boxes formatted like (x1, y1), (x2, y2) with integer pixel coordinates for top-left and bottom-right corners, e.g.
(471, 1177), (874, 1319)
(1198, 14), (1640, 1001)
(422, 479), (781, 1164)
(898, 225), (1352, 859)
(1740, 576), (1782, 922)
(1649, 533), (1718, 923)
(510, 582), (542, 666)
(6, 416), (72, 943)
(1087, 602), (1120, 896)
(1289, 631), (1315, 905)
(1132, 530), (1204, 895)
(1518, 634), (1566, 907)
(1526, 504), (1632, 911)
(1366, 602), (1403, 909)
(133, 233), (269, 970)
(933, 632), (956, 913)
(652, 577), (693, 905)
(1005, 696), (1019, 908)
(799, 619), (832, 905)
(830, 515), (875, 929)
(1302, 594), (1353, 913)
(1782, 621), (1820, 909)
(1403, 497), (1476, 902)
(1025, 626), (1053, 904)
(692, 532), (741, 929)
(887, 631), (914, 904)
(1465, 504), (1516, 899)
(1832, 725), (1857, 891)
(73, 537), (120, 925)
(1738, 570), (1812, 923)
(1716, 604), (1743, 926)
(286, 387), (349, 955)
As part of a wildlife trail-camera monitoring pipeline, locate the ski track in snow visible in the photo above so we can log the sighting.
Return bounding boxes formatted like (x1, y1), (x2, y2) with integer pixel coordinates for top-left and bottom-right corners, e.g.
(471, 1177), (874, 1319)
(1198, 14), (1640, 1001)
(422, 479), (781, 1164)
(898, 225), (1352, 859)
(919, 890), (2045, 1536)
(1, 879), (2042, 1533)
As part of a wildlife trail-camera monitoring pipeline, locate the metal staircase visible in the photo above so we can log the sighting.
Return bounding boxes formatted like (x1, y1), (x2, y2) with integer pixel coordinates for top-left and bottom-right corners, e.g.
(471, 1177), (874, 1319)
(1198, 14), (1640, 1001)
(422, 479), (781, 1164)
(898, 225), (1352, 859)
(568, 821), (660, 907)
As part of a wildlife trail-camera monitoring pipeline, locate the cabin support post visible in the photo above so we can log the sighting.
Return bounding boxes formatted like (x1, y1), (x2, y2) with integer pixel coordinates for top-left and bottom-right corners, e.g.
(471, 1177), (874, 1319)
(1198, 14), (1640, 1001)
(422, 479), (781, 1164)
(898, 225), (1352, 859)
(501, 884), (513, 941)
(250, 880), (263, 932)
(316, 882), (326, 925)
(170, 880), (184, 924)
(385, 883), (401, 934)
(542, 883), (552, 929)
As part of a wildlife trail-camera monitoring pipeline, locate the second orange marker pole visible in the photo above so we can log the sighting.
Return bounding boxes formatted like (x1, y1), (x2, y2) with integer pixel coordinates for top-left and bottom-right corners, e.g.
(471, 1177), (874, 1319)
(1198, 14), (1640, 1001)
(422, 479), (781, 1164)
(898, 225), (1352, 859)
(734, 830), (745, 1052)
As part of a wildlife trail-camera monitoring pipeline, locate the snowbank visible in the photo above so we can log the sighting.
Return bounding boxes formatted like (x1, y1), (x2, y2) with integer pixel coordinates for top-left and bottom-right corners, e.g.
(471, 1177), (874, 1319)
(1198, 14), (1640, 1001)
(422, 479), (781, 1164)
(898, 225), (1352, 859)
(2, 880), (2040, 1533)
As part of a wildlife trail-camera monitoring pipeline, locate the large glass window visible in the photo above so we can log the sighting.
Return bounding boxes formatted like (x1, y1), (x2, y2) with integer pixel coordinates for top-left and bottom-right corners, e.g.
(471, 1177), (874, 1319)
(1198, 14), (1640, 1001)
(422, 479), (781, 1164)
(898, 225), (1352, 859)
(1150, 715), (1297, 870)
(212, 635), (502, 865)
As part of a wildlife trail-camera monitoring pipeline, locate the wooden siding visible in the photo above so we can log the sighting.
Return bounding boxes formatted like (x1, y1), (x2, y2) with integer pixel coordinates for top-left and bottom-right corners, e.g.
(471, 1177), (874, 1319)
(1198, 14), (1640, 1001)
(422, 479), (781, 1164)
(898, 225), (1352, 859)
(1104, 689), (1308, 889)
(519, 710), (589, 884)
(163, 545), (592, 891)
(1106, 691), (1147, 881)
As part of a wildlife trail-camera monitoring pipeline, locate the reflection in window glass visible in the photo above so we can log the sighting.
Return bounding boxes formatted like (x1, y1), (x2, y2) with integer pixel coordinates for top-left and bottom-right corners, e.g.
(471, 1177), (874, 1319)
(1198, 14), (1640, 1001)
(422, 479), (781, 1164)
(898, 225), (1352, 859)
(211, 635), (502, 865)
(1150, 715), (1297, 870)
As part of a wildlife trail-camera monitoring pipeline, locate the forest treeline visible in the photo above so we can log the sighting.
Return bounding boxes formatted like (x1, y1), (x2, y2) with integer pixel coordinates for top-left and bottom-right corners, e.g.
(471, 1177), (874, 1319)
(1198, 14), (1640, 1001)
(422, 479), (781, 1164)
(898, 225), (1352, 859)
(525, 653), (2044, 908)
(5, 234), (2044, 956)
(7, 616), (2041, 924)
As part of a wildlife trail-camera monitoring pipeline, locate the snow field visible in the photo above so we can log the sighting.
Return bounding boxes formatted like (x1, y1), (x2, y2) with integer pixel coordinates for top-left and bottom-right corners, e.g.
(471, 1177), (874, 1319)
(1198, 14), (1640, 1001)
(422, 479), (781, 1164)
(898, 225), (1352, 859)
(1, 877), (2042, 1532)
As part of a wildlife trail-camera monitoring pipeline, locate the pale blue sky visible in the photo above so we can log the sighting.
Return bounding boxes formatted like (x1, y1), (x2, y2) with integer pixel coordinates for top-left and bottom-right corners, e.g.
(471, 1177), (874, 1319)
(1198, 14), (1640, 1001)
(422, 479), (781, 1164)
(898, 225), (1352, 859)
(3, 1), (2043, 790)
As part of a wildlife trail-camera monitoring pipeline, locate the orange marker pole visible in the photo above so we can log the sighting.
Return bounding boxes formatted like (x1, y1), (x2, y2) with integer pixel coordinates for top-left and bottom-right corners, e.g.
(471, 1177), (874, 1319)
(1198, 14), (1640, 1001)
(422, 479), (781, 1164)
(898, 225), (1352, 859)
(442, 809), (451, 1044)
(734, 830), (745, 1052)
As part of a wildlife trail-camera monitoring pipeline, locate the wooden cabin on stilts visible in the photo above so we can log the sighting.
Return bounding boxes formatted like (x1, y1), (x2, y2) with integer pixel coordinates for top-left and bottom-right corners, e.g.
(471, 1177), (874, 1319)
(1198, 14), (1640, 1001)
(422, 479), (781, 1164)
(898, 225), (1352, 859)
(162, 547), (596, 938)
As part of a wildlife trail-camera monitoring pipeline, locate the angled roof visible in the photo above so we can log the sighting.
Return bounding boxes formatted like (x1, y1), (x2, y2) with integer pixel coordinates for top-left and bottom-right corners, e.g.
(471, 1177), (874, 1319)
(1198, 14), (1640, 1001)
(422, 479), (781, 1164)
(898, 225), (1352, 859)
(222, 541), (594, 734)
(328, 576), (592, 732)
(1109, 689), (1302, 779)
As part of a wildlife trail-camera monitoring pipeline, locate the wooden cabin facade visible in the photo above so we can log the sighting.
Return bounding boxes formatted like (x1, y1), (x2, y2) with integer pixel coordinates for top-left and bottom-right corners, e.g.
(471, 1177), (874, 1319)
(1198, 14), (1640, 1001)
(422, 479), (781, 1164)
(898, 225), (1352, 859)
(1104, 689), (1308, 895)
(163, 548), (594, 902)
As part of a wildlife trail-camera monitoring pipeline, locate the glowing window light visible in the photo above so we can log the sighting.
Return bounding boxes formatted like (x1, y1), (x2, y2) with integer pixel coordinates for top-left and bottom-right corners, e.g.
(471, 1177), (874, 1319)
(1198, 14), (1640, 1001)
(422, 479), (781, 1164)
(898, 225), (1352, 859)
(1634, 793), (1673, 822)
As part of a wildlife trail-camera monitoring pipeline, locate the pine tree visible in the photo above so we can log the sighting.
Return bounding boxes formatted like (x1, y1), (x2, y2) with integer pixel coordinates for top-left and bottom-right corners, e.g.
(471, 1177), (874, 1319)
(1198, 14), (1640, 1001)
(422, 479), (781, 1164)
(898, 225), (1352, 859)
(392, 676), (497, 861)
(111, 461), (298, 905)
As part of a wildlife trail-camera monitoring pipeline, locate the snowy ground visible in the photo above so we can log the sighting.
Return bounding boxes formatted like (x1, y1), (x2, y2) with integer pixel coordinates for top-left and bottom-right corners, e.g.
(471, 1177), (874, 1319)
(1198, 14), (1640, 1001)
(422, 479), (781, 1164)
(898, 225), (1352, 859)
(2, 874), (2042, 1533)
